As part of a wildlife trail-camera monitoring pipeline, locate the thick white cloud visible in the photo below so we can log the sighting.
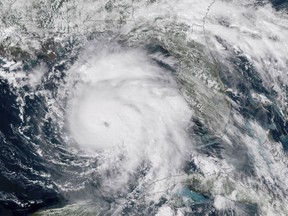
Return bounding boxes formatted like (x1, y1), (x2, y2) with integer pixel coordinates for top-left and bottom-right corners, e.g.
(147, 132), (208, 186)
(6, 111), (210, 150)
(66, 44), (193, 196)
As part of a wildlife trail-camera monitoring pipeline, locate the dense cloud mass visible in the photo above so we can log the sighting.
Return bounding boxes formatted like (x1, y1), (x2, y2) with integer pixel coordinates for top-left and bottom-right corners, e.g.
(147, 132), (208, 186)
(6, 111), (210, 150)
(0, 0), (288, 215)
(67, 45), (192, 195)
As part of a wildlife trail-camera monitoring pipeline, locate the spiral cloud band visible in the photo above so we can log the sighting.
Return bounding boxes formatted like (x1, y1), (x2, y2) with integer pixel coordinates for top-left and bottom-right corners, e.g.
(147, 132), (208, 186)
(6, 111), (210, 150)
(67, 45), (193, 195)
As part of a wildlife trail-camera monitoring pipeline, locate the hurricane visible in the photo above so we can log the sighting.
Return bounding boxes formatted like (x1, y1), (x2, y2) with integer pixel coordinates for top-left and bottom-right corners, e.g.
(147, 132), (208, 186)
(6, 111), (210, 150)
(0, 0), (288, 215)
(67, 43), (192, 197)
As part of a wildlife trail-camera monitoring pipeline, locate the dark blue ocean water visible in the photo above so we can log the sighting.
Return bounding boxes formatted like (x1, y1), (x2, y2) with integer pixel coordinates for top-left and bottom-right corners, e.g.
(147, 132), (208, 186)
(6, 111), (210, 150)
(270, 0), (288, 10)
